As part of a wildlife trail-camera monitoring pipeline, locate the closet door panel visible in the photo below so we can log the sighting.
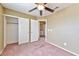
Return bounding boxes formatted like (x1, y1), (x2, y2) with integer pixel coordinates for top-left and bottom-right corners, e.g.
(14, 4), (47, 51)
(7, 24), (18, 44)
(19, 18), (29, 44)
(31, 20), (39, 42)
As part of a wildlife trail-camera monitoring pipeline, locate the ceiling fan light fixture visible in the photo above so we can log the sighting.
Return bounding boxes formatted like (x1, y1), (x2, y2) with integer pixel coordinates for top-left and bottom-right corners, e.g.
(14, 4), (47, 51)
(37, 4), (44, 10)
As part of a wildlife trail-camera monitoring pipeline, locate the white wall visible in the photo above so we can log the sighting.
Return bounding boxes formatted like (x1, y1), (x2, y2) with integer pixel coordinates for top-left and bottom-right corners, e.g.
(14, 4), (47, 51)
(43, 4), (79, 54)
(6, 16), (18, 44)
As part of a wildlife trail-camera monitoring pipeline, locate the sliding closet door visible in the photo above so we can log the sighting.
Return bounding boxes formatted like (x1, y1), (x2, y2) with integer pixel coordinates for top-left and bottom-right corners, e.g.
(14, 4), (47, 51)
(18, 18), (29, 44)
(31, 20), (39, 42)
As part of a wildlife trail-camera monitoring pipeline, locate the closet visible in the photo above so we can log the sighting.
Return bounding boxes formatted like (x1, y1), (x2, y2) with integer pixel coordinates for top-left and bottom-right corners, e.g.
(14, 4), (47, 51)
(6, 16), (18, 44)
(4, 15), (39, 48)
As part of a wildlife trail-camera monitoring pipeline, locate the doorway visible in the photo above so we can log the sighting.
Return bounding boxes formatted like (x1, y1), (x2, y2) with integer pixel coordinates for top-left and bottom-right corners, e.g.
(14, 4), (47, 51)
(4, 16), (19, 48)
(4, 16), (30, 47)
(38, 20), (47, 41)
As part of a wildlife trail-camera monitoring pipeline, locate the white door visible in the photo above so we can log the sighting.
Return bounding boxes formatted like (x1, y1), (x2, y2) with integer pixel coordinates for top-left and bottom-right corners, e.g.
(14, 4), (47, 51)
(18, 18), (29, 44)
(31, 20), (39, 42)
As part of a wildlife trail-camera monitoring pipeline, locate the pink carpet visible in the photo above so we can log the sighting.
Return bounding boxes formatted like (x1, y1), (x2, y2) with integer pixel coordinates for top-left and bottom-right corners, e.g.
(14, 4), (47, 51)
(1, 41), (75, 56)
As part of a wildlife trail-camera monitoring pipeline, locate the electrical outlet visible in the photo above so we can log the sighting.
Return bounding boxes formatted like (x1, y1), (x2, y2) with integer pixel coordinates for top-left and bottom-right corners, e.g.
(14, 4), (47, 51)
(64, 42), (67, 46)
(48, 29), (53, 32)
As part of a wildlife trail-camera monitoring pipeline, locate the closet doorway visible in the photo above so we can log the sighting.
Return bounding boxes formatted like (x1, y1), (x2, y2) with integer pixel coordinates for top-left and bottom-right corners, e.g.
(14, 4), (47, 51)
(4, 16), (30, 48)
(39, 21), (45, 37)
(5, 16), (18, 45)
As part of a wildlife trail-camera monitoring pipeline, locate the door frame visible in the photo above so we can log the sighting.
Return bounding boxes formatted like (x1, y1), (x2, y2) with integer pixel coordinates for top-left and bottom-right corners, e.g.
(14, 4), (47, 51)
(38, 19), (48, 40)
(4, 15), (19, 47)
(3, 14), (20, 48)
(4, 16), (7, 48)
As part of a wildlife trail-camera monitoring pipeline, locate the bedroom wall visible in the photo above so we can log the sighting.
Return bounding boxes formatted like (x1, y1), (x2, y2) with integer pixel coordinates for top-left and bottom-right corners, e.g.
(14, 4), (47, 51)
(4, 8), (36, 19)
(0, 4), (4, 53)
(43, 4), (79, 54)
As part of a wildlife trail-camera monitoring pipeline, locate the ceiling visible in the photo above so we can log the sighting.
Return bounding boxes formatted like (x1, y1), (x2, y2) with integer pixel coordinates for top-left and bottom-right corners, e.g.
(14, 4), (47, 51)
(2, 3), (72, 17)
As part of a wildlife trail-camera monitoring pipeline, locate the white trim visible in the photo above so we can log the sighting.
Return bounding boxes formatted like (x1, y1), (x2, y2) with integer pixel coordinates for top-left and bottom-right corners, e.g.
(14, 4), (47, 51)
(3, 15), (19, 48)
(0, 49), (3, 55)
(4, 17), (6, 47)
(0, 47), (6, 55)
(46, 41), (79, 56)
(0, 49), (2, 54)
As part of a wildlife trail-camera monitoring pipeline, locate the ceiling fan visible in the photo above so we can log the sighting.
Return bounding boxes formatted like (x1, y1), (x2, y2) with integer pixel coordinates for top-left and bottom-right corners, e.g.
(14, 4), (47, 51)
(29, 3), (59, 16)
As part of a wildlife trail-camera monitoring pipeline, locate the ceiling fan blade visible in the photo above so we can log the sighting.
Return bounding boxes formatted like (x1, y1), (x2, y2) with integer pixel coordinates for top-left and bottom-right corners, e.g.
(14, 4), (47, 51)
(29, 7), (37, 12)
(44, 3), (47, 5)
(45, 6), (54, 12)
(35, 3), (47, 5)
(40, 10), (42, 16)
(54, 7), (59, 10)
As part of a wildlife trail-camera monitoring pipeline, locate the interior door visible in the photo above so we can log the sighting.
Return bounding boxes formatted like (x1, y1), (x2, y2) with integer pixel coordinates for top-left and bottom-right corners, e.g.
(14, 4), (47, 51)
(31, 19), (39, 42)
(18, 18), (29, 44)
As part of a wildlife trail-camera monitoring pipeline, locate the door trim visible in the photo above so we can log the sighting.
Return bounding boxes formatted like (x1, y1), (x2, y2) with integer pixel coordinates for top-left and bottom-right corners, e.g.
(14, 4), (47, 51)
(4, 16), (7, 48)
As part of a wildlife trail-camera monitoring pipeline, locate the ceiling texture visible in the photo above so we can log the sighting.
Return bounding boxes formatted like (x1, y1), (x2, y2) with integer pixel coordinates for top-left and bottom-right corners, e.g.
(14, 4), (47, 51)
(2, 3), (72, 17)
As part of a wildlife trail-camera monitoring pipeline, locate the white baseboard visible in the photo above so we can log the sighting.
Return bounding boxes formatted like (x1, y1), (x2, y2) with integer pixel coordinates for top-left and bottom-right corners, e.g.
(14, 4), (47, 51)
(0, 49), (2, 54)
(0, 48), (4, 55)
(0, 45), (7, 55)
(0, 41), (78, 56)
(46, 41), (79, 56)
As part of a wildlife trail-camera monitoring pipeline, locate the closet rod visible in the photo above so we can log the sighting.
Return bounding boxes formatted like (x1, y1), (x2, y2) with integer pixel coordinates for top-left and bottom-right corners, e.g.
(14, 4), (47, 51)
(7, 22), (18, 24)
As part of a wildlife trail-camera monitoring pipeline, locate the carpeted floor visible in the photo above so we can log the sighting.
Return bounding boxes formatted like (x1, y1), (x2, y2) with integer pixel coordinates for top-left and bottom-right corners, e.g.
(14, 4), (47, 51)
(1, 40), (75, 56)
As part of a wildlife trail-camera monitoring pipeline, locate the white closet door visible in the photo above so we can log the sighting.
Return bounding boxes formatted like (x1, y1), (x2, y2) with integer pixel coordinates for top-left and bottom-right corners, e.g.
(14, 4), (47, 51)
(18, 18), (29, 44)
(31, 20), (39, 42)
